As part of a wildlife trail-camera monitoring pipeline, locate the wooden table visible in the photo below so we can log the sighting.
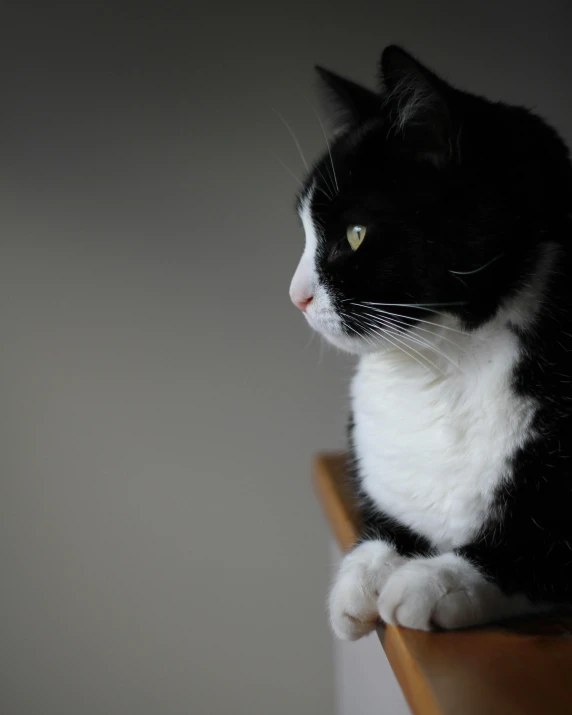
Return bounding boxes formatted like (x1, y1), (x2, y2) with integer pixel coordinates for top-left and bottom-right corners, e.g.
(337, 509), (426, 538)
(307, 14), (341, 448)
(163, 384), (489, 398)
(314, 452), (572, 715)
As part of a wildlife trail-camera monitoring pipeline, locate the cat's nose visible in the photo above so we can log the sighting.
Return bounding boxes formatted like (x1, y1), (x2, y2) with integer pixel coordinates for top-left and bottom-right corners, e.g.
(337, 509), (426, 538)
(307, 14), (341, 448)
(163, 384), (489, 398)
(294, 295), (313, 312)
(289, 260), (315, 312)
(290, 283), (314, 312)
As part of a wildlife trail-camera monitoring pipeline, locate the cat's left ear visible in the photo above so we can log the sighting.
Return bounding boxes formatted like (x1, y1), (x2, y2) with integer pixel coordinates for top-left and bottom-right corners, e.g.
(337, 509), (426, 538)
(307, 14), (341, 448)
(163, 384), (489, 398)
(380, 46), (454, 163)
(315, 66), (380, 130)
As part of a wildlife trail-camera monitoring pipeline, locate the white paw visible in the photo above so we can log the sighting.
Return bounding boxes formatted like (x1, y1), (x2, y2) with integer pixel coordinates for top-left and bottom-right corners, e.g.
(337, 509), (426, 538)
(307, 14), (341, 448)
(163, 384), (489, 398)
(329, 541), (405, 640)
(378, 553), (533, 631)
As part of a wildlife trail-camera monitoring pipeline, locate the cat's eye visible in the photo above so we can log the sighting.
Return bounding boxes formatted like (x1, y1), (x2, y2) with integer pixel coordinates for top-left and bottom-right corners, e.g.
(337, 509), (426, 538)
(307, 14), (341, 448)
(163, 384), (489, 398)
(346, 225), (367, 251)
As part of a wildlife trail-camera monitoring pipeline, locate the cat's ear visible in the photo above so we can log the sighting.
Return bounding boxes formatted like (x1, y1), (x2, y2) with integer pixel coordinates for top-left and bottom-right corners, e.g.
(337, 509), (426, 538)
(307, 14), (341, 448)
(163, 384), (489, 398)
(380, 46), (453, 163)
(315, 66), (380, 130)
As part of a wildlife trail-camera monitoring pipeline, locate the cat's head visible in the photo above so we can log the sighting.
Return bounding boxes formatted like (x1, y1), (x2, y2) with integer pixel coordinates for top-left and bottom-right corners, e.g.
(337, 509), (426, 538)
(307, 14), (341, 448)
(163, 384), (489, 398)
(289, 46), (571, 354)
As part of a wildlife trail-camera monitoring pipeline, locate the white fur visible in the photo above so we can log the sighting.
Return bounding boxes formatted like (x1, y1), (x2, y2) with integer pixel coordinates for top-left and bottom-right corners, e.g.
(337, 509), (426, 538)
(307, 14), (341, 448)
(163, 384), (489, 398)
(352, 315), (538, 551)
(330, 546), (542, 637)
(378, 553), (536, 630)
(329, 540), (405, 640)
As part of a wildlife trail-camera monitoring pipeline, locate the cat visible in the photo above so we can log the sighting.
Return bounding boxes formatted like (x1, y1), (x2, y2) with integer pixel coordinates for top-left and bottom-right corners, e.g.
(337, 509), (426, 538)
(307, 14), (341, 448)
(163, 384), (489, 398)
(289, 45), (572, 636)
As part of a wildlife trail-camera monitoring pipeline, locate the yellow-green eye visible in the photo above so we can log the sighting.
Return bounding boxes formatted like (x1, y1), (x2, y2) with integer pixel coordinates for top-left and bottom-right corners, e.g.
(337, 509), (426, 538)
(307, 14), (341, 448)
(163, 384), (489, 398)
(346, 225), (367, 251)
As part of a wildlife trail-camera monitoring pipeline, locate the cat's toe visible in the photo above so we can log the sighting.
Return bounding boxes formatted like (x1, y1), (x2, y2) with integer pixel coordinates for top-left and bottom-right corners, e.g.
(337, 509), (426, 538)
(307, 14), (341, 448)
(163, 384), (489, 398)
(377, 560), (441, 630)
(377, 553), (535, 631)
(329, 570), (380, 640)
(329, 540), (404, 640)
(378, 554), (491, 631)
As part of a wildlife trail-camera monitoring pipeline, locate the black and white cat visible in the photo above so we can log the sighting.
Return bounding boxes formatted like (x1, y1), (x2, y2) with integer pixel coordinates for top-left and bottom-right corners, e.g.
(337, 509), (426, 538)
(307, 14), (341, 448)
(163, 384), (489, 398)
(289, 46), (572, 636)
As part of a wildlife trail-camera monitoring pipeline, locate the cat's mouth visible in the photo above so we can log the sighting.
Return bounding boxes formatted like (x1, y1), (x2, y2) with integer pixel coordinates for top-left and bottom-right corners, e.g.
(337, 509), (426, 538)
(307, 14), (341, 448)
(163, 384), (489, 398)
(304, 306), (339, 333)
(305, 302), (381, 355)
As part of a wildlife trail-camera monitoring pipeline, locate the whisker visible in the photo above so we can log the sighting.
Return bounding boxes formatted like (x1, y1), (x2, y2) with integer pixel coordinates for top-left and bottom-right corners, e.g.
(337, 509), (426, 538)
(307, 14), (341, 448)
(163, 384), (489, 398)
(340, 303), (468, 371)
(301, 325), (317, 351)
(350, 303), (474, 337)
(314, 185), (335, 202)
(357, 312), (464, 372)
(449, 253), (504, 276)
(270, 151), (305, 188)
(273, 109), (309, 172)
(349, 313), (445, 374)
(341, 298), (467, 307)
(451, 273), (469, 290)
(307, 99), (339, 194)
(318, 335), (325, 364)
(380, 323), (455, 368)
(312, 167), (335, 200)
(358, 307), (464, 348)
(343, 314), (464, 377)
(367, 323), (444, 375)
(372, 311), (466, 351)
(303, 106), (336, 197)
(271, 145), (334, 202)
(356, 315), (447, 374)
(350, 300), (468, 310)
(340, 311), (393, 350)
(344, 320), (375, 345)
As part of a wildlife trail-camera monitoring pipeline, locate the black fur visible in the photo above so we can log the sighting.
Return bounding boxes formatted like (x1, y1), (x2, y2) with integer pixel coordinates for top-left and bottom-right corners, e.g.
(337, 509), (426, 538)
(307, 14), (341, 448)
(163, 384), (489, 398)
(302, 46), (572, 607)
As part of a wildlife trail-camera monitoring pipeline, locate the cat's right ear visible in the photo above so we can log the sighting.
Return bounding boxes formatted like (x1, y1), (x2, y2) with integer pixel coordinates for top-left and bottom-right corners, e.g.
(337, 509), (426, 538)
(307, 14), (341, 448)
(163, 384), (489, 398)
(315, 66), (380, 130)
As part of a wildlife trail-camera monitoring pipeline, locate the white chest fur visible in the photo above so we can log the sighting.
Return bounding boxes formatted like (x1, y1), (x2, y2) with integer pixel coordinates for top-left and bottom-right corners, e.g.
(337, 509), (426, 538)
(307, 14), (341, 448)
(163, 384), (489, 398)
(351, 317), (537, 551)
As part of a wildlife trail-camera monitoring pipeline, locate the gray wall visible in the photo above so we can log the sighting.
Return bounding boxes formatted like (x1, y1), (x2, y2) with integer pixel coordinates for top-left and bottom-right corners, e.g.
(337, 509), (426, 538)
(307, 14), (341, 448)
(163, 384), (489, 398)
(2, 2), (572, 714)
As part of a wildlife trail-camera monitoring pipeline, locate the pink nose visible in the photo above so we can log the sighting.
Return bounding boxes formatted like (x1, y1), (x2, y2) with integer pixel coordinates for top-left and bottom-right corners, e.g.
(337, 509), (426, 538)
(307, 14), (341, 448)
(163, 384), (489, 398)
(293, 295), (313, 312)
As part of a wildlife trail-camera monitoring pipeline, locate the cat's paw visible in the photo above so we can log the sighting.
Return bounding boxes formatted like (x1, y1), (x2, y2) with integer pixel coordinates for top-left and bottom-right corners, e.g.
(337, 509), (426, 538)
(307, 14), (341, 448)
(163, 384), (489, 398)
(378, 553), (532, 631)
(329, 540), (405, 640)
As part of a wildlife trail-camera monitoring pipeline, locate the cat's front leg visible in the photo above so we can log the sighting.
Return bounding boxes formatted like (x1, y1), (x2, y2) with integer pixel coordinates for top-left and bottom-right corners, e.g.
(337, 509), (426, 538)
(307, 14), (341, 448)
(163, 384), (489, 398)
(378, 552), (534, 631)
(329, 540), (406, 640)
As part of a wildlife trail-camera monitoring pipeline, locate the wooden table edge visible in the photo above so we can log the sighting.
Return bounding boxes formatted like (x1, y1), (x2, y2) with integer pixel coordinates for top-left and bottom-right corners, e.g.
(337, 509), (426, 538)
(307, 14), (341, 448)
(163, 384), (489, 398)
(312, 452), (442, 714)
(312, 451), (572, 715)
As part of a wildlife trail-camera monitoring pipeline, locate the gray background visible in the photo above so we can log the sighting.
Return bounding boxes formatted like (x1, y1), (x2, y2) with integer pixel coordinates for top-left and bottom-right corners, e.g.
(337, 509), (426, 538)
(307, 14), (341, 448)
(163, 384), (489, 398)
(2, 2), (572, 714)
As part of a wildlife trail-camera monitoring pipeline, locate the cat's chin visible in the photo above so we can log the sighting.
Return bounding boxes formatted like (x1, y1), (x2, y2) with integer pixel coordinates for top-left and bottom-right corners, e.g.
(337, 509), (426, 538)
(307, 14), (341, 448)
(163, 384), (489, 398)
(311, 323), (389, 356)
(323, 334), (391, 356)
